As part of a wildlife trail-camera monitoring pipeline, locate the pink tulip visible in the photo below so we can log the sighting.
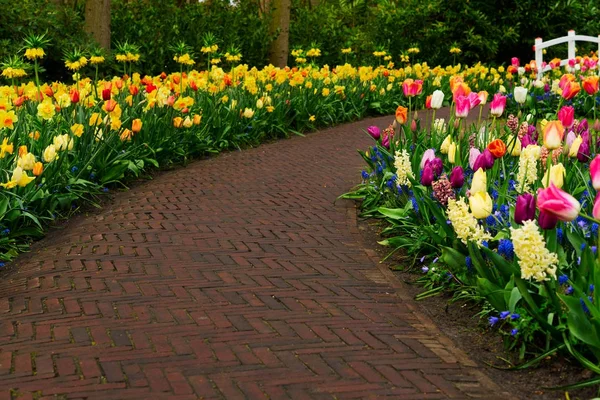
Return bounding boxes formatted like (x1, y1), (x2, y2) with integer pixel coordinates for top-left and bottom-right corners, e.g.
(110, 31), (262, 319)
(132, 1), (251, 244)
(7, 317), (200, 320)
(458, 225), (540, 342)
(558, 106), (575, 129)
(566, 130), (576, 148)
(511, 57), (520, 67)
(469, 148), (481, 170)
(467, 92), (481, 109)
(420, 149), (436, 169)
(489, 93), (507, 117)
(590, 155), (600, 190)
(594, 193), (600, 220)
(367, 126), (381, 139)
(455, 95), (471, 118)
(537, 183), (581, 222)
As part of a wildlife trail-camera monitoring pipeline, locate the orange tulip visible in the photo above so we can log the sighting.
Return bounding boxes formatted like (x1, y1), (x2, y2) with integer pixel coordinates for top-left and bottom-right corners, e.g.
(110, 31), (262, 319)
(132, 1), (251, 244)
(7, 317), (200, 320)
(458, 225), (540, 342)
(395, 106), (408, 125)
(131, 118), (142, 133)
(33, 162), (43, 176)
(561, 81), (581, 100)
(103, 99), (117, 112)
(487, 139), (506, 158)
(173, 117), (183, 128)
(583, 76), (599, 95)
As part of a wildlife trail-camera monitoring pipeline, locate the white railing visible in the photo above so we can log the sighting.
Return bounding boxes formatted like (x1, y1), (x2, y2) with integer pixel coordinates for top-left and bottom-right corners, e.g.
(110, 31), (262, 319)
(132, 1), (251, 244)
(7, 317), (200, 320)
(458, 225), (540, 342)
(534, 30), (600, 79)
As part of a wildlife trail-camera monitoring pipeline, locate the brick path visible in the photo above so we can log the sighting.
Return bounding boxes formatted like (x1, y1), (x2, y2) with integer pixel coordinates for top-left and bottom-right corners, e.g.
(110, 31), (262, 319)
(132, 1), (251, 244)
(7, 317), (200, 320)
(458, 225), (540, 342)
(0, 112), (510, 399)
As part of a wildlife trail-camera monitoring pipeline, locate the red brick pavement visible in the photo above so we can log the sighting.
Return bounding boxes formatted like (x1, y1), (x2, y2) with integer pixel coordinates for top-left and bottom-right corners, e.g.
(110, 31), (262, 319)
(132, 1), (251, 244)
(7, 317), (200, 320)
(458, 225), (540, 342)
(0, 111), (511, 399)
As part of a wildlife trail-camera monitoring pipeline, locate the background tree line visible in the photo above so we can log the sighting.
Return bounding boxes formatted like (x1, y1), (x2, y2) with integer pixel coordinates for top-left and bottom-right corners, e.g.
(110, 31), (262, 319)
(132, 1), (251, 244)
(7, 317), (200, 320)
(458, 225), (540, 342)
(1, 0), (600, 80)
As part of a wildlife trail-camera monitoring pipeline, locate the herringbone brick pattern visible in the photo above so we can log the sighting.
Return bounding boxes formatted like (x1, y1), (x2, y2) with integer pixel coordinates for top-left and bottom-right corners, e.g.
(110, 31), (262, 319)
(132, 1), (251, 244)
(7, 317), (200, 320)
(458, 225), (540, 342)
(0, 112), (510, 399)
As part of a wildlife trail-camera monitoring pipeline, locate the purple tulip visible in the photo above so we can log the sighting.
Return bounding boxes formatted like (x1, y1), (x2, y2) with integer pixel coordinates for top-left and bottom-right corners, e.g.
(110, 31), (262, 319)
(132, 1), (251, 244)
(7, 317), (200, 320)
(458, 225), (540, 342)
(577, 134), (590, 163)
(429, 158), (444, 177)
(527, 124), (537, 140)
(514, 193), (536, 224)
(576, 119), (589, 135)
(367, 126), (381, 139)
(420, 149), (436, 169)
(538, 209), (559, 230)
(382, 133), (390, 149)
(449, 166), (464, 188)
(421, 165), (434, 186)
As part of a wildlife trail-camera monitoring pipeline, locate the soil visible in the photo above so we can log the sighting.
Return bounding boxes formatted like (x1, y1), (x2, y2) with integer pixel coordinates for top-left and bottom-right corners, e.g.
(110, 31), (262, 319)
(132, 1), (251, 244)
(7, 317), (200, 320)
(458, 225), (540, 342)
(355, 214), (600, 400)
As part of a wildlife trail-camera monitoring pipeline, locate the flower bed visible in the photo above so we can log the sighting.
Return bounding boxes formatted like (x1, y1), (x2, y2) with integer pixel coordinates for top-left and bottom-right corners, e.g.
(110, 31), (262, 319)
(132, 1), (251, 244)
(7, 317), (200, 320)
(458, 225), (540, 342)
(344, 56), (600, 384)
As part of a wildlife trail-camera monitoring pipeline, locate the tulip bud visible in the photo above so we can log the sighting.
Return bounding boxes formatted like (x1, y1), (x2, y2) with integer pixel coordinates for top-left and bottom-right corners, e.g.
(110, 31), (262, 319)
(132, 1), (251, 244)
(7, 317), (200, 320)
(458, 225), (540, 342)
(471, 168), (487, 193)
(410, 119), (417, 132)
(102, 88), (111, 101)
(367, 126), (380, 139)
(70, 89), (80, 104)
(514, 193), (536, 224)
(448, 142), (457, 164)
(558, 106), (575, 129)
(131, 118), (142, 133)
(594, 119), (600, 132)
(449, 166), (464, 188)
(33, 162), (43, 176)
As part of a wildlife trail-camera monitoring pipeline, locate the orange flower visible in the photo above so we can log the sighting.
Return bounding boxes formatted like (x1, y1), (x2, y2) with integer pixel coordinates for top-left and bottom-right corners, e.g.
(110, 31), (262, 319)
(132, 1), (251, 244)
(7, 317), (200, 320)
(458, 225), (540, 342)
(425, 95), (432, 109)
(131, 118), (142, 133)
(561, 81), (581, 100)
(173, 117), (183, 128)
(119, 128), (133, 142)
(452, 82), (471, 102)
(103, 99), (117, 113)
(487, 139), (506, 158)
(33, 162), (43, 176)
(18, 145), (28, 157)
(583, 76), (599, 95)
(395, 106), (408, 125)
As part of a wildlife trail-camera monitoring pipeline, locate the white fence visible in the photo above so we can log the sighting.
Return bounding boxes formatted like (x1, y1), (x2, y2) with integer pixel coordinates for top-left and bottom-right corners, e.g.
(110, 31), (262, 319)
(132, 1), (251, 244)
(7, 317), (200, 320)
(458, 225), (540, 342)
(534, 30), (600, 79)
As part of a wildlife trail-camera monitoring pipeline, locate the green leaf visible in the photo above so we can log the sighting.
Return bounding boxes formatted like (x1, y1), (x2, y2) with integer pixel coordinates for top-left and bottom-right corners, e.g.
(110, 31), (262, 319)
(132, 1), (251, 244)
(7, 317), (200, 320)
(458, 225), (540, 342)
(508, 287), (522, 312)
(477, 277), (507, 311)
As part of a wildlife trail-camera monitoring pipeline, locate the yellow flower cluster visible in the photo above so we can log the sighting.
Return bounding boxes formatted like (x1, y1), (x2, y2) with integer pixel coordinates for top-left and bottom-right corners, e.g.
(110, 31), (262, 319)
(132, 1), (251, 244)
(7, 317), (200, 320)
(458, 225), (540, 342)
(291, 49), (304, 57)
(115, 53), (140, 63)
(394, 149), (413, 187)
(210, 58), (221, 65)
(65, 57), (88, 71)
(510, 220), (558, 282)
(1, 67), (27, 79)
(407, 47), (420, 54)
(450, 47), (462, 54)
(516, 144), (540, 193)
(225, 53), (242, 62)
(201, 45), (219, 54)
(90, 56), (105, 65)
(295, 58), (307, 64)
(373, 51), (387, 57)
(341, 48), (352, 54)
(24, 48), (45, 60)
(446, 198), (492, 246)
(306, 48), (321, 58)
(400, 54), (409, 63)
(174, 53), (195, 66)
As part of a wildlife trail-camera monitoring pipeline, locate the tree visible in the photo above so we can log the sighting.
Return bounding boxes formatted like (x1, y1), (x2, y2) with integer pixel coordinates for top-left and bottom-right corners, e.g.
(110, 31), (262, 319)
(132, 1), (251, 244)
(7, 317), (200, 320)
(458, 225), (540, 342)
(84, 0), (111, 50)
(267, 0), (291, 67)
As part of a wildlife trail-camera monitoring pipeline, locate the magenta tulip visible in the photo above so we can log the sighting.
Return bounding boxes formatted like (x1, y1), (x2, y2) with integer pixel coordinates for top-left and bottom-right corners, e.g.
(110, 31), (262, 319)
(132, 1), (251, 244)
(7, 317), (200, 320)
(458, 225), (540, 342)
(449, 166), (464, 188)
(538, 210), (559, 230)
(421, 165), (434, 186)
(521, 134), (535, 148)
(489, 93), (507, 118)
(367, 126), (381, 139)
(537, 183), (581, 222)
(558, 106), (575, 129)
(590, 155), (600, 190)
(514, 193), (536, 224)
(455, 95), (471, 118)
(429, 158), (443, 177)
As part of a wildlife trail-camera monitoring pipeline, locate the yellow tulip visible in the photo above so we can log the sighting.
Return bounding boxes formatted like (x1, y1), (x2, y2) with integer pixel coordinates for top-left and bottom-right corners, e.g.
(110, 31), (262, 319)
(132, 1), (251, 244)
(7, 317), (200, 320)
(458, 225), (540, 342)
(568, 135), (583, 157)
(471, 168), (487, 193)
(440, 135), (452, 154)
(469, 192), (493, 219)
(542, 163), (566, 188)
(43, 145), (57, 163)
(448, 142), (457, 164)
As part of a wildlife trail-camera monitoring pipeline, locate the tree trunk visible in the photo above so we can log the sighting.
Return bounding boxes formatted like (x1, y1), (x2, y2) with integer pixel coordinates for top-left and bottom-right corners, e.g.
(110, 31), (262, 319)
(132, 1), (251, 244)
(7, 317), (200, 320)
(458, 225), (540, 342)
(267, 0), (291, 67)
(84, 0), (111, 51)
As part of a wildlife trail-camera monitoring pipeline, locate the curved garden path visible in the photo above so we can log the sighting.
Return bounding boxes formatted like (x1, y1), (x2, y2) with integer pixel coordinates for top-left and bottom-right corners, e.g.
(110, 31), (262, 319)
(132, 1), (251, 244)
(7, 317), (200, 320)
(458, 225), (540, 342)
(0, 112), (510, 399)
